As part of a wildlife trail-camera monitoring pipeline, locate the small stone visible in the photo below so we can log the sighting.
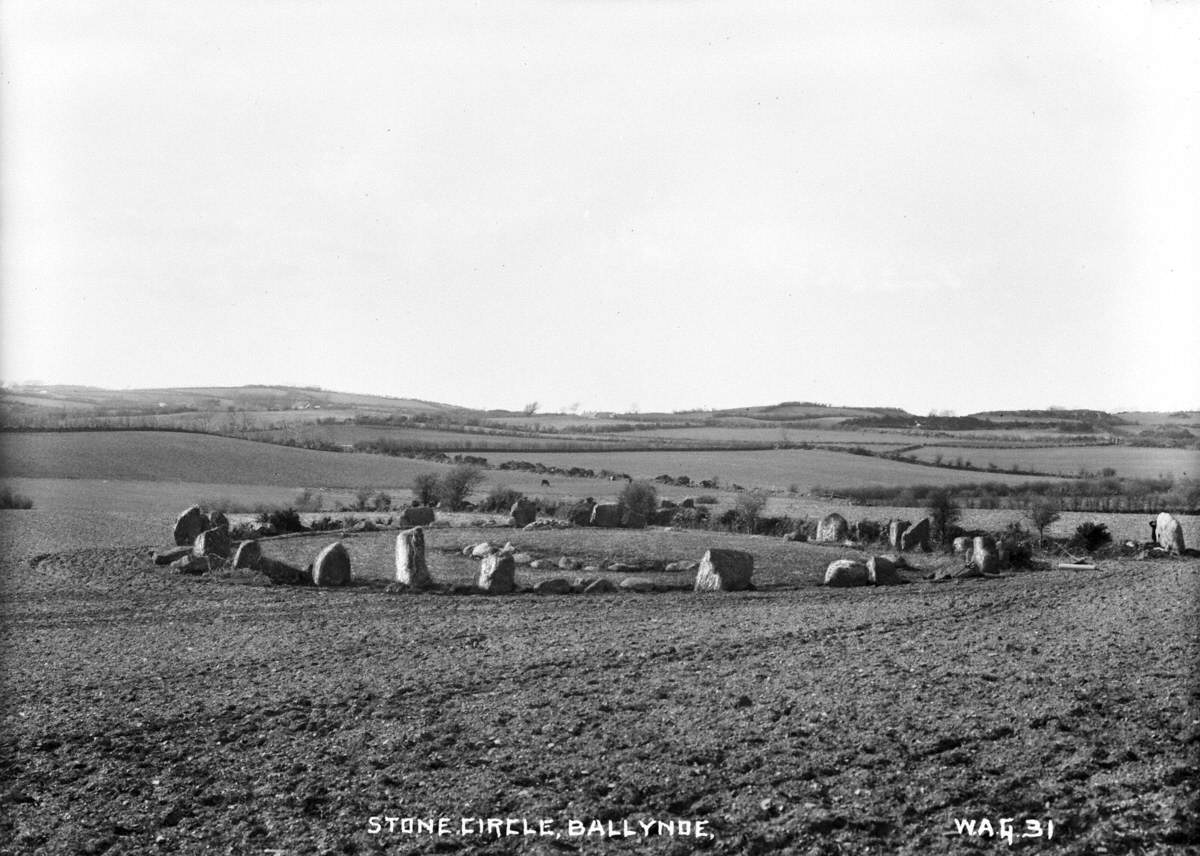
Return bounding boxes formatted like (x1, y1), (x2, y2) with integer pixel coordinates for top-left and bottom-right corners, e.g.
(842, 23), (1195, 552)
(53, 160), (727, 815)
(312, 542), (352, 587)
(694, 549), (754, 592)
(824, 559), (870, 587)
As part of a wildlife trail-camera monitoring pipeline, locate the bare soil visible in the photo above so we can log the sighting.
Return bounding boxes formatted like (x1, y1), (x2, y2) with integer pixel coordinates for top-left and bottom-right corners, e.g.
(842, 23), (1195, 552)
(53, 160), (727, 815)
(1, 520), (1198, 855)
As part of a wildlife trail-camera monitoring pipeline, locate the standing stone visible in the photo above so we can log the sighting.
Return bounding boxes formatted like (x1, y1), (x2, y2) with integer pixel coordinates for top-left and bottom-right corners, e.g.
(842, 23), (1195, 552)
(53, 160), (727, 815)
(470, 542), (494, 559)
(564, 500), (595, 526)
(510, 499), (537, 528)
(590, 503), (622, 528)
(395, 527), (433, 588)
(173, 505), (206, 546)
(900, 518), (931, 552)
(653, 508), (678, 526)
(952, 536), (973, 554)
(208, 510), (230, 533)
(193, 528), (232, 559)
(815, 513), (849, 542)
(824, 559), (870, 587)
(478, 553), (516, 593)
(693, 549), (754, 592)
(312, 541), (352, 587)
(680, 497), (696, 509)
(971, 536), (999, 575)
(399, 506), (435, 526)
(1155, 512), (1186, 554)
(231, 540), (262, 570)
(888, 520), (910, 550)
(867, 555), (904, 586)
(621, 510), (648, 529)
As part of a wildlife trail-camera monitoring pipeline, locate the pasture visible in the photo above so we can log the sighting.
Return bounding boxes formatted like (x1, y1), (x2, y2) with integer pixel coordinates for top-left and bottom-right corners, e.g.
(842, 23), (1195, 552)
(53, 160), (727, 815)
(907, 444), (1199, 479)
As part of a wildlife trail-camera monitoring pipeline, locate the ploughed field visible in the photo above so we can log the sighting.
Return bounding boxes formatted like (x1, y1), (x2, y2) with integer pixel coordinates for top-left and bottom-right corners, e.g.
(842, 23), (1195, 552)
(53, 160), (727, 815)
(2, 517), (1198, 854)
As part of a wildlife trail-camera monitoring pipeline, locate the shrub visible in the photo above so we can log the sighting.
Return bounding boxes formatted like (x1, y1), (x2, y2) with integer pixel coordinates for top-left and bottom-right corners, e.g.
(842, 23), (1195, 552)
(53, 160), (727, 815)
(436, 464), (485, 510)
(308, 515), (340, 532)
(0, 488), (34, 510)
(255, 507), (305, 535)
(412, 472), (440, 506)
(926, 489), (962, 547)
(618, 480), (658, 522)
(293, 488), (323, 512)
(1070, 522), (1112, 552)
(671, 507), (709, 529)
(533, 496), (560, 516)
(350, 488), (373, 511)
(480, 485), (524, 513)
(370, 491), (392, 512)
(734, 489), (769, 533)
(1027, 499), (1061, 544)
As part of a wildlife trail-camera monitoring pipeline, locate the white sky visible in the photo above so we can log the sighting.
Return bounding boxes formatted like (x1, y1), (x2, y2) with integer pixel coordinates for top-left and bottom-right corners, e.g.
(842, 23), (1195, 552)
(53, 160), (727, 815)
(1, 0), (1196, 415)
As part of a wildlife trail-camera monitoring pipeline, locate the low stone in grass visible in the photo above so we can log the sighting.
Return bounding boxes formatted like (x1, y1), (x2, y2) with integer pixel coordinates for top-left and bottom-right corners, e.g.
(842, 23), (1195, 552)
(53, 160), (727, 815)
(170, 554), (210, 575)
(582, 578), (617, 594)
(231, 540), (262, 570)
(665, 560), (698, 572)
(867, 555), (905, 586)
(395, 527), (433, 588)
(1156, 512), (1185, 554)
(193, 528), (232, 559)
(511, 552), (535, 565)
(901, 518), (931, 552)
(590, 503), (622, 528)
(510, 498), (537, 528)
(173, 505), (207, 546)
(470, 542), (495, 559)
(533, 578), (572, 594)
(529, 559), (557, 570)
(258, 557), (309, 585)
(478, 553), (516, 593)
(619, 578), (655, 593)
(312, 541), (352, 587)
(399, 506), (435, 526)
(154, 546), (193, 566)
(971, 536), (999, 575)
(558, 556), (582, 571)
(694, 548), (754, 592)
(824, 559), (870, 587)
(815, 513), (849, 543)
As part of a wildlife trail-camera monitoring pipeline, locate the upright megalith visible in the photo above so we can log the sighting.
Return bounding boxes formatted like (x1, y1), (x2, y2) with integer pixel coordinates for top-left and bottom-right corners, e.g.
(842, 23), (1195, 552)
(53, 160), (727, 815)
(971, 536), (999, 575)
(312, 542), (352, 587)
(1155, 512), (1186, 554)
(693, 549), (754, 592)
(478, 553), (516, 594)
(510, 499), (537, 528)
(231, 540), (262, 570)
(900, 518), (931, 552)
(193, 527), (232, 559)
(888, 520), (910, 550)
(173, 505), (207, 546)
(395, 527), (433, 588)
(867, 555), (905, 586)
(824, 559), (870, 587)
(399, 506), (435, 527)
(815, 513), (849, 543)
(208, 510), (230, 533)
(590, 503), (622, 528)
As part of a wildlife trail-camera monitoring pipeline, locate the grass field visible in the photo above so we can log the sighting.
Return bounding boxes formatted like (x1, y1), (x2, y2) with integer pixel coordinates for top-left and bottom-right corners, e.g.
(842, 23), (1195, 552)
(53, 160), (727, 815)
(489, 448), (1062, 492)
(608, 426), (916, 445)
(908, 445), (1199, 479)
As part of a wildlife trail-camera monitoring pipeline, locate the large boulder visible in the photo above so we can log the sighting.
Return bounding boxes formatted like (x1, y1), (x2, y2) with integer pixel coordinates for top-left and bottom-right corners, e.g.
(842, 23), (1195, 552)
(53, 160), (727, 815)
(867, 555), (905, 586)
(619, 578), (655, 593)
(510, 499), (537, 528)
(533, 578), (572, 594)
(399, 506), (435, 527)
(693, 549), (754, 592)
(1156, 512), (1186, 554)
(815, 513), (849, 543)
(231, 540), (262, 570)
(900, 518), (931, 552)
(971, 536), (999, 575)
(193, 528), (232, 559)
(153, 546), (193, 566)
(173, 505), (207, 546)
(395, 527), (433, 588)
(478, 553), (516, 594)
(590, 503), (622, 528)
(824, 559), (870, 587)
(888, 520), (910, 550)
(312, 542), (352, 587)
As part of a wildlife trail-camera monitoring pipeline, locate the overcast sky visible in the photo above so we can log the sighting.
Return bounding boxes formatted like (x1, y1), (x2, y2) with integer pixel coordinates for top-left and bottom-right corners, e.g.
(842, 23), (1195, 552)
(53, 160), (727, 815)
(2, 0), (1196, 414)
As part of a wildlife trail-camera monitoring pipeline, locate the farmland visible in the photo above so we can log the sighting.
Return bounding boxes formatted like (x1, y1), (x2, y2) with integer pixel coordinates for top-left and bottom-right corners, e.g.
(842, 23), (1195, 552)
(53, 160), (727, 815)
(907, 445), (1198, 479)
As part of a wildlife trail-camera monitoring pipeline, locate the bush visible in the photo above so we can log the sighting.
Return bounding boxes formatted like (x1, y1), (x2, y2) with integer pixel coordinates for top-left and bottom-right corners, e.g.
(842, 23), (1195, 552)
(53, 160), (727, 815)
(926, 489), (962, 547)
(255, 507), (305, 535)
(618, 480), (658, 522)
(370, 491), (392, 512)
(671, 507), (709, 529)
(308, 515), (341, 532)
(412, 472), (440, 506)
(0, 488), (34, 510)
(1069, 522), (1112, 552)
(293, 488), (323, 512)
(436, 464), (485, 510)
(1027, 499), (1061, 544)
(734, 489), (769, 533)
(533, 496), (560, 517)
(479, 485), (524, 513)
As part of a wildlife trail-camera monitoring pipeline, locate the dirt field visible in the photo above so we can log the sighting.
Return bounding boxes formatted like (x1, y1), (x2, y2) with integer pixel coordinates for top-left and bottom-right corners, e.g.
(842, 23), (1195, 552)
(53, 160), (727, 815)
(1, 513), (1197, 855)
